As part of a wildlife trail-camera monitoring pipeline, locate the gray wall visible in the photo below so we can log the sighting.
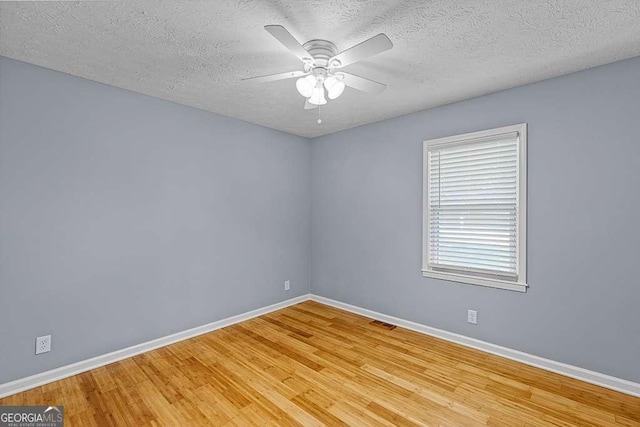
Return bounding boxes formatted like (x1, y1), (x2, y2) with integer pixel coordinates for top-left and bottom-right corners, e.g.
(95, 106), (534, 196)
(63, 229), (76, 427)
(311, 56), (640, 383)
(2, 53), (639, 387)
(0, 56), (311, 384)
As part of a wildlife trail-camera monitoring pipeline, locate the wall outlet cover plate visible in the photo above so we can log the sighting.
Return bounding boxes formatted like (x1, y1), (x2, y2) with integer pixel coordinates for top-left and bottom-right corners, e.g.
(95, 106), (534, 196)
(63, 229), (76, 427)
(467, 310), (478, 325)
(36, 335), (51, 354)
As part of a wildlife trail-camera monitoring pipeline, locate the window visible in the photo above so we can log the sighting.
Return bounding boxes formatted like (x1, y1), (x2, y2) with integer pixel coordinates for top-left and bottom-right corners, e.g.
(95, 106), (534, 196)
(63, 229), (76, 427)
(423, 124), (527, 292)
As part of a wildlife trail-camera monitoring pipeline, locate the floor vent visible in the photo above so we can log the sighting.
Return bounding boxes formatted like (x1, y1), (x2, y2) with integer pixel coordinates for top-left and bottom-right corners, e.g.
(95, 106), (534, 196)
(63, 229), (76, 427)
(370, 320), (397, 330)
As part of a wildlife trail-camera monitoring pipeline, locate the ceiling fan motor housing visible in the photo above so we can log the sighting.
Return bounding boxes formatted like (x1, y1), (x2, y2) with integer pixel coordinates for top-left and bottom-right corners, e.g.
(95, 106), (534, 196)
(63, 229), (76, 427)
(302, 39), (340, 74)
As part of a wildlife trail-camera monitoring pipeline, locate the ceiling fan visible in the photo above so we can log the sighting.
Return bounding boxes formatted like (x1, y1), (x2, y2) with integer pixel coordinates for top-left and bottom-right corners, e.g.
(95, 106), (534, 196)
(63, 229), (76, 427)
(243, 25), (393, 109)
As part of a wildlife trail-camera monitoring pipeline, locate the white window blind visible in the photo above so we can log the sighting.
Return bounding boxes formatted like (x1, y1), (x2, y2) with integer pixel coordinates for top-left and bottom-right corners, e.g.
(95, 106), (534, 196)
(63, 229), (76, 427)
(423, 124), (527, 292)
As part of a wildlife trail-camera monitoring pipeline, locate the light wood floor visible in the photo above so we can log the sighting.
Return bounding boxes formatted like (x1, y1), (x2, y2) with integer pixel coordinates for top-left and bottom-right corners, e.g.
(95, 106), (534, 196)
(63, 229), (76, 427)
(2, 301), (639, 426)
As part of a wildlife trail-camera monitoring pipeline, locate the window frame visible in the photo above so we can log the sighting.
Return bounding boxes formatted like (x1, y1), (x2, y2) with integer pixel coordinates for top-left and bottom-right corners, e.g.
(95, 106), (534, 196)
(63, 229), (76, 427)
(422, 124), (528, 292)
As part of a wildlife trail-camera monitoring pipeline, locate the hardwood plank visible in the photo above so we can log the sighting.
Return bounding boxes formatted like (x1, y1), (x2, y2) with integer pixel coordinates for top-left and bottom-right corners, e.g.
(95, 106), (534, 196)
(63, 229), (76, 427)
(2, 301), (638, 426)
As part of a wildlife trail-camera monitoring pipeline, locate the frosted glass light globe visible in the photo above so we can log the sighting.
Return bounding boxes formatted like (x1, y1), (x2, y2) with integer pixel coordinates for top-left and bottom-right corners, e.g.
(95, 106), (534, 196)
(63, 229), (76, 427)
(296, 75), (316, 97)
(324, 75), (346, 100)
(308, 86), (327, 105)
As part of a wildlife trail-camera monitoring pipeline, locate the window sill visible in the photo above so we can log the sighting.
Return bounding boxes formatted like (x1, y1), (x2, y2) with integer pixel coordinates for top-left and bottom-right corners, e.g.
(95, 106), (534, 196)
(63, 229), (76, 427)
(422, 269), (527, 293)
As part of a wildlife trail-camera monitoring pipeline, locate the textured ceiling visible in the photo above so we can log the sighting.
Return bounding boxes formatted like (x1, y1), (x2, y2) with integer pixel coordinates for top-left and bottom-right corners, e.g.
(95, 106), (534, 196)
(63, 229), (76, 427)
(1, 1), (640, 138)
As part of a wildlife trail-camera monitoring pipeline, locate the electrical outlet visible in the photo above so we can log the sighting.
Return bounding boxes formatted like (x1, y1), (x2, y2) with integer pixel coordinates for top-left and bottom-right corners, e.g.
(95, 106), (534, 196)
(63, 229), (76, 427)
(36, 335), (51, 355)
(284, 280), (290, 291)
(467, 310), (477, 325)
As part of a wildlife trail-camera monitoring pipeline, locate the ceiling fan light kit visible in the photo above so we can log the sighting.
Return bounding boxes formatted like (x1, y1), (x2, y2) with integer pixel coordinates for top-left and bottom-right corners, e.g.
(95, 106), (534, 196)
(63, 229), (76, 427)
(308, 87), (327, 105)
(243, 25), (393, 111)
(324, 75), (346, 100)
(296, 75), (316, 97)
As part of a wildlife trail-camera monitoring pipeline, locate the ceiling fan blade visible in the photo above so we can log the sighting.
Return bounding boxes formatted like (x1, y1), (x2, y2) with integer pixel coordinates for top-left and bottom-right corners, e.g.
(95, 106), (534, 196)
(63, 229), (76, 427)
(304, 99), (318, 110)
(330, 34), (393, 68)
(341, 72), (387, 95)
(242, 70), (306, 83)
(264, 25), (314, 64)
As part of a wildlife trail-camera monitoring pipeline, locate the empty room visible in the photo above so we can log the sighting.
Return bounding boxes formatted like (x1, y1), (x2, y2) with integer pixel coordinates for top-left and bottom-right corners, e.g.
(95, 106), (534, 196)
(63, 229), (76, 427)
(1, 1), (639, 425)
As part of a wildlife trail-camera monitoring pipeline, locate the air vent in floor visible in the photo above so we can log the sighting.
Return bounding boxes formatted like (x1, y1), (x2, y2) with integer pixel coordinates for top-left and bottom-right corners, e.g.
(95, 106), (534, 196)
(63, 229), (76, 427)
(370, 320), (397, 330)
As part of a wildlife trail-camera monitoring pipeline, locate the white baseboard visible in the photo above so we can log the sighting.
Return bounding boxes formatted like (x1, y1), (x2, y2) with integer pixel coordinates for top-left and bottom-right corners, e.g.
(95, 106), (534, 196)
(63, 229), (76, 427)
(0, 294), (311, 399)
(310, 294), (640, 398)
(3, 293), (638, 400)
